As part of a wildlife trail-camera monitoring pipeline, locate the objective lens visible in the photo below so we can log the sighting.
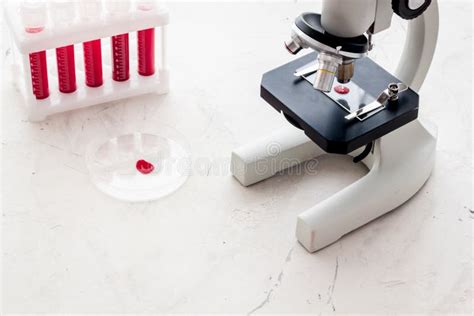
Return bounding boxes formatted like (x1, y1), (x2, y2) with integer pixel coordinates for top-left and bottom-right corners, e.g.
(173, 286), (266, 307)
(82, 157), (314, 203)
(313, 52), (342, 92)
(337, 60), (355, 84)
(284, 38), (303, 55)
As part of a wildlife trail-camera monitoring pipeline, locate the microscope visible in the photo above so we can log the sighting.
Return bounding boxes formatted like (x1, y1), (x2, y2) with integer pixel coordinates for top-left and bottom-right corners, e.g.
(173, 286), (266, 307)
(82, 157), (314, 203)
(231, 0), (439, 252)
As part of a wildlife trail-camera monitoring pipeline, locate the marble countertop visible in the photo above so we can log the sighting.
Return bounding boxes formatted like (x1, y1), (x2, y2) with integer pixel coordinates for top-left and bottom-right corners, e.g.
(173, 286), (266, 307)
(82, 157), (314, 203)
(1, 1), (472, 314)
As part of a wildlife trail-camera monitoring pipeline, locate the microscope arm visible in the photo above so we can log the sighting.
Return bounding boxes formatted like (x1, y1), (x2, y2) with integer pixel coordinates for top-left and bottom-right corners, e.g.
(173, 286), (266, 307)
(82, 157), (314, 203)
(395, 0), (439, 92)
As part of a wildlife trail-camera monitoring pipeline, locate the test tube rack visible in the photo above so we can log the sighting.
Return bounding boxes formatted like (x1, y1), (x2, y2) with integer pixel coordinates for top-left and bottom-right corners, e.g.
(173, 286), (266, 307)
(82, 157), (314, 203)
(3, 1), (170, 122)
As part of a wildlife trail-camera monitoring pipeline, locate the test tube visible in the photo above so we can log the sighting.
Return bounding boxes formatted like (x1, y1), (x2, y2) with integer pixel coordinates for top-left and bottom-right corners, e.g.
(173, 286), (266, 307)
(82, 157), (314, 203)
(79, 0), (103, 87)
(51, 0), (77, 93)
(106, 0), (131, 82)
(21, 0), (49, 100)
(137, 0), (156, 76)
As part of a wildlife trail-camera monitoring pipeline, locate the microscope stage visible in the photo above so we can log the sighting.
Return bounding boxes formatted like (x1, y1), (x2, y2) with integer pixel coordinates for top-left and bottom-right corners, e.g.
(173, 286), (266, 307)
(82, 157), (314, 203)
(261, 53), (420, 154)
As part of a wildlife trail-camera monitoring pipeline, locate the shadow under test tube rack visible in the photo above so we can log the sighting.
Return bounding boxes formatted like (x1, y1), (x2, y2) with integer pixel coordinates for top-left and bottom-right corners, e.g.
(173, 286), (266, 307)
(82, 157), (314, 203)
(3, 0), (170, 121)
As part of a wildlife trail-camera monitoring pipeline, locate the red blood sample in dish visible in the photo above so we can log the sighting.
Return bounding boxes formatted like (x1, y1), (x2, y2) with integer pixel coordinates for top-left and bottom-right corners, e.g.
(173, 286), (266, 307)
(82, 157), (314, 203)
(83, 39), (103, 87)
(334, 85), (350, 94)
(111, 34), (130, 81)
(136, 159), (155, 174)
(56, 45), (77, 93)
(29, 50), (49, 100)
(137, 28), (155, 76)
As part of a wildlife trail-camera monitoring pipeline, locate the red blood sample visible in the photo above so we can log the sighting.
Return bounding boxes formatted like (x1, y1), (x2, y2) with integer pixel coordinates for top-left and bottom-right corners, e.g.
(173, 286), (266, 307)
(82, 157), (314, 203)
(334, 85), (350, 94)
(136, 159), (155, 174)
(29, 51), (49, 100)
(56, 45), (77, 93)
(83, 39), (103, 87)
(137, 28), (155, 76)
(26, 26), (49, 100)
(111, 34), (130, 81)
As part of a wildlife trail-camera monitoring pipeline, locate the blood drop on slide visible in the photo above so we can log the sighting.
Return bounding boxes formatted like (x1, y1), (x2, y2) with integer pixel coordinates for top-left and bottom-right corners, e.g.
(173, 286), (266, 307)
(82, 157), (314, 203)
(334, 85), (350, 94)
(136, 159), (155, 174)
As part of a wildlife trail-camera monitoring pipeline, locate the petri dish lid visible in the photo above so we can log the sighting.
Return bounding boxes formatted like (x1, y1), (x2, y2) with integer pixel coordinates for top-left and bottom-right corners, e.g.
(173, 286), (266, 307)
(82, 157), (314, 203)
(85, 124), (190, 202)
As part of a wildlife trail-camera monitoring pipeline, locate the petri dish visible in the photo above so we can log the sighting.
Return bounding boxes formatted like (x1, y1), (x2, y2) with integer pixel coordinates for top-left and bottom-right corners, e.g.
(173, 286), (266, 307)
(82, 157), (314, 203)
(85, 124), (190, 202)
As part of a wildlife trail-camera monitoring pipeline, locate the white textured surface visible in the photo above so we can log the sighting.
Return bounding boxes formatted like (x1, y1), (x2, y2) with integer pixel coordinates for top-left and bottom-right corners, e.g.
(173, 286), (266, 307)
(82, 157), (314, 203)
(1, 1), (472, 314)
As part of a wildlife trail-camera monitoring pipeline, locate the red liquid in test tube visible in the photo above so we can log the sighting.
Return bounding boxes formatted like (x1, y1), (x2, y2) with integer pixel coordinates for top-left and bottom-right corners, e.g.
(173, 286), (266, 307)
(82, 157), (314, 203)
(29, 50), (49, 100)
(29, 43), (49, 100)
(106, 0), (131, 81)
(112, 34), (130, 81)
(21, 2), (49, 100)
(83, 39), (103, 87)
(136, 1), (156, 76)
(79, 0), (103, 87)
(56, 45), (77, 93)
(51, 0), (77, 93)
(137, 28), (155, 76)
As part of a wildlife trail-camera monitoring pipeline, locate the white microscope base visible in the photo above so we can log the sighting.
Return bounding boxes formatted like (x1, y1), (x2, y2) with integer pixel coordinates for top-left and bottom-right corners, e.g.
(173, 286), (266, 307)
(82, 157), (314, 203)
(230, 119), (437, 252)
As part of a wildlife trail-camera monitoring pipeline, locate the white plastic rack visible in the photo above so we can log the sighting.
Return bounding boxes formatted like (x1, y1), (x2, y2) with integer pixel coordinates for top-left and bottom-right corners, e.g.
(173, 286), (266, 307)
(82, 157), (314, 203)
(4, 0), (170, 121)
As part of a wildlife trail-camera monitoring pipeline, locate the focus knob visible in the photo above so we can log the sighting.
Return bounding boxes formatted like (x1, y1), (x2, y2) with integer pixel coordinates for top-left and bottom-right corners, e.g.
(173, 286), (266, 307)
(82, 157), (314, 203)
(392, 0), (432, 20)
